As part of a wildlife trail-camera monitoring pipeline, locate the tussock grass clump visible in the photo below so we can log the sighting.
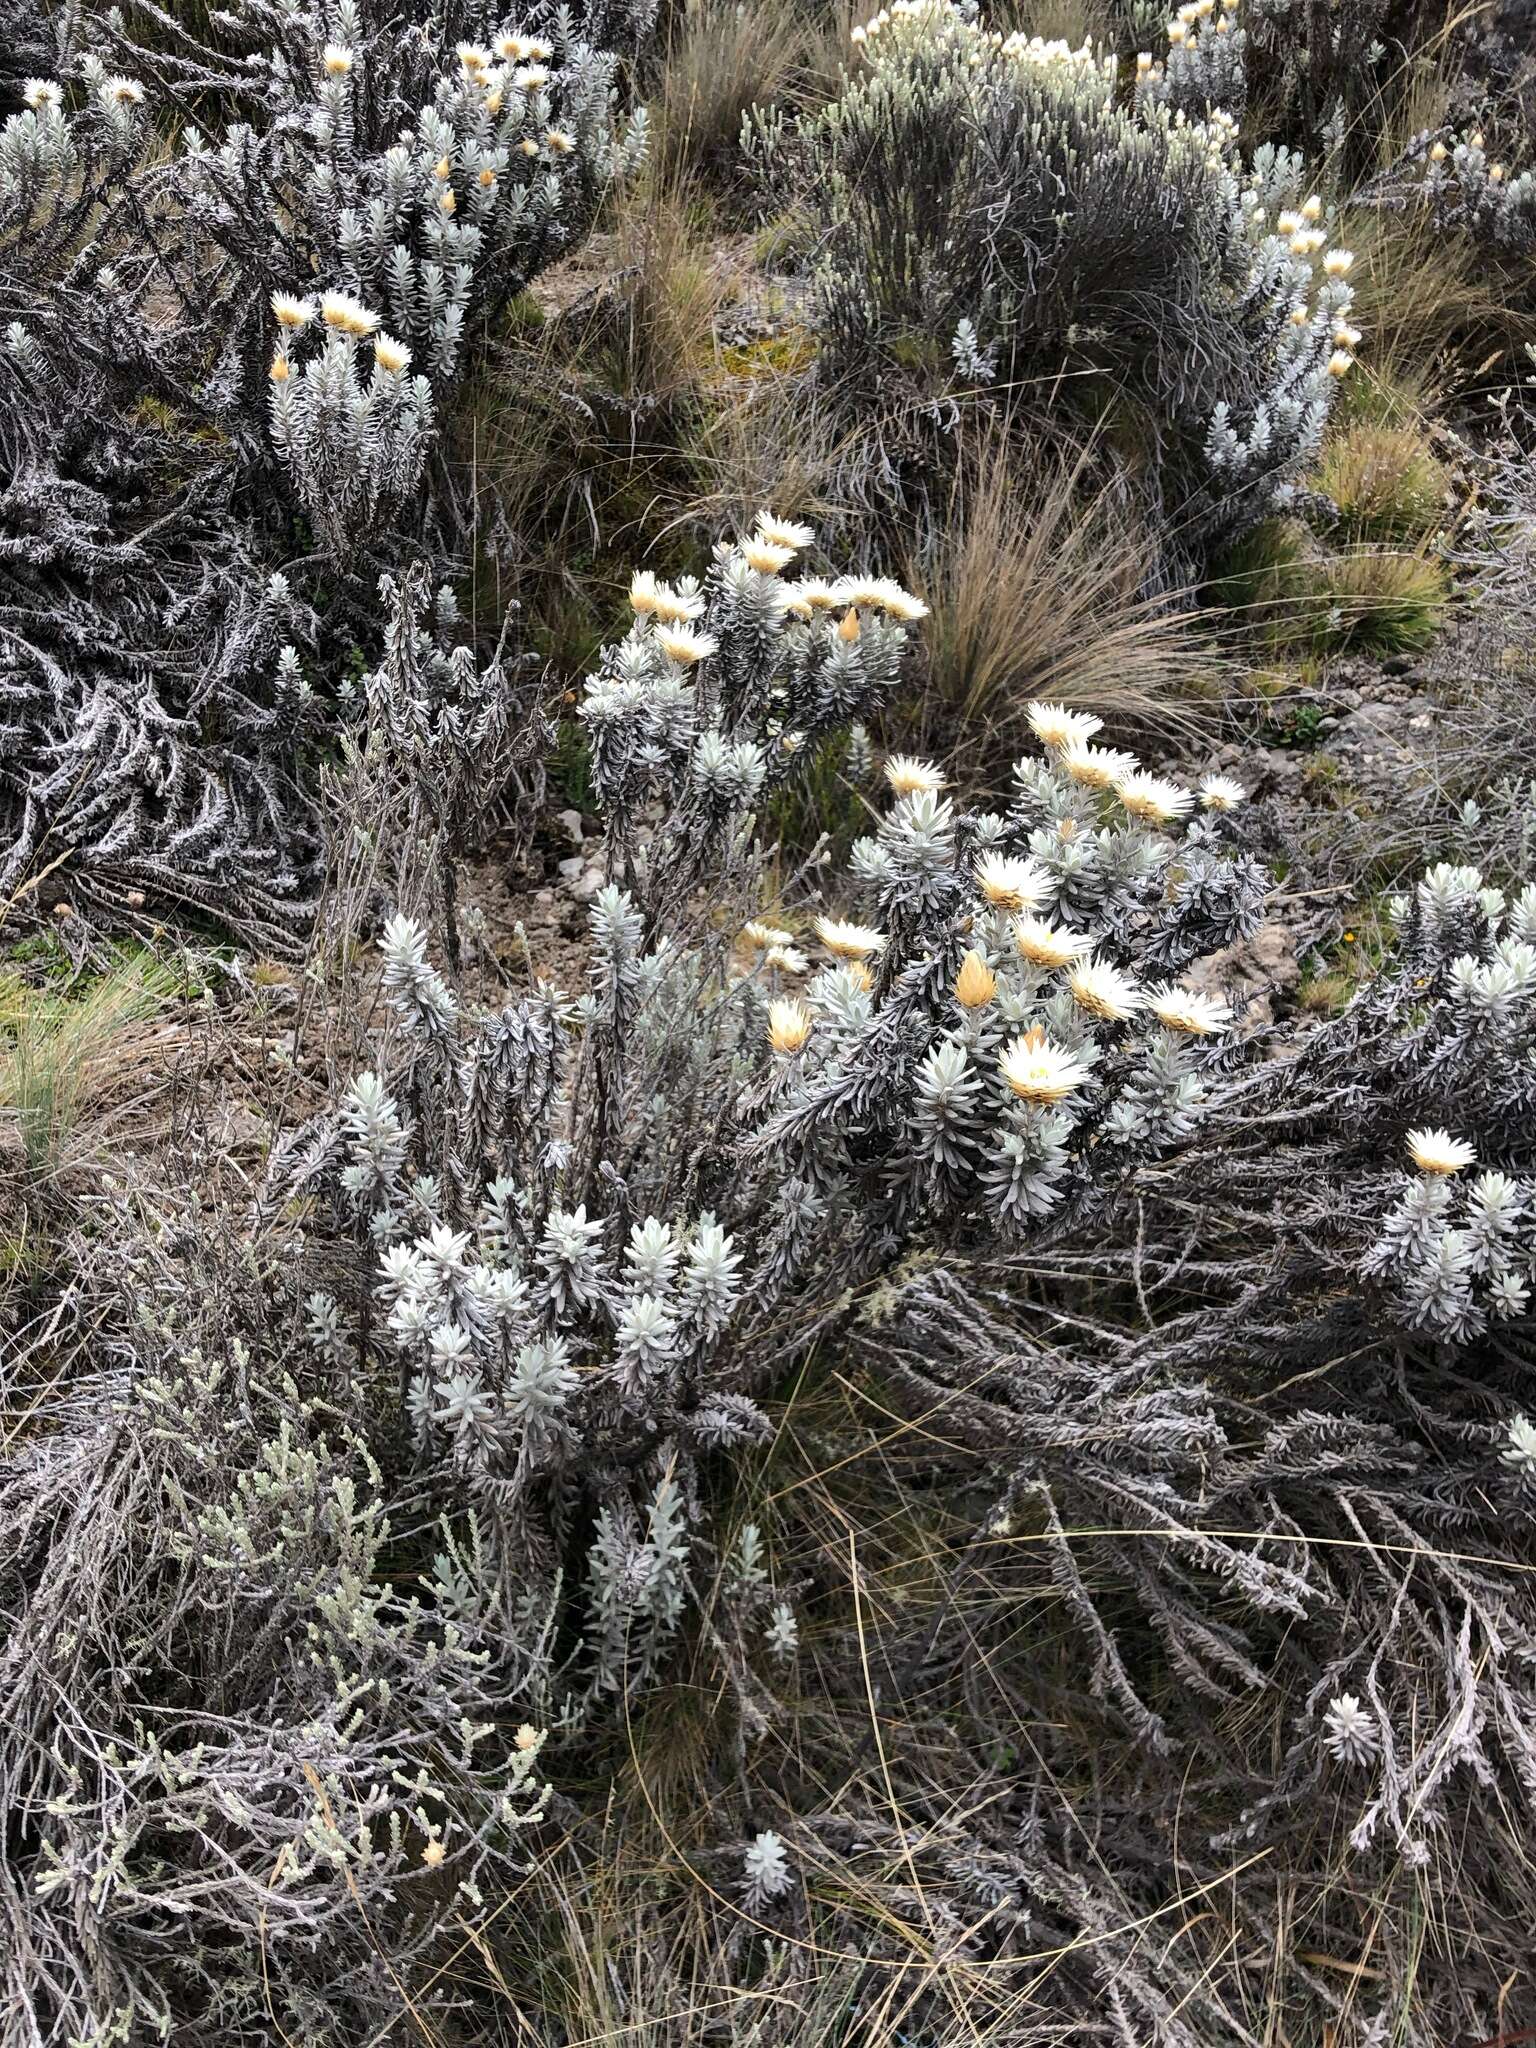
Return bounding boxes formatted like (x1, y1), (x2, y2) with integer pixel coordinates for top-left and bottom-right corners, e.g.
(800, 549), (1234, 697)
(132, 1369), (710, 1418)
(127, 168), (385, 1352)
(646, 0), (846, 196)
(0, 951), (181, 1177)
(1213, 518), (1451, 655)
(899, 442), (1219, 773)
(1314, 420), (1451, 542)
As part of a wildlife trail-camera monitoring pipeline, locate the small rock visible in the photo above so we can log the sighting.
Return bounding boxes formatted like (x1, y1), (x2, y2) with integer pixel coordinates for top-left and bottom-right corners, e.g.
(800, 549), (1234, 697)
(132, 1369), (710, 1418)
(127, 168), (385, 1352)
(557, 808), (584, 846)
(557, 859), (605, 904)
(1186, 919), (1300, 1034)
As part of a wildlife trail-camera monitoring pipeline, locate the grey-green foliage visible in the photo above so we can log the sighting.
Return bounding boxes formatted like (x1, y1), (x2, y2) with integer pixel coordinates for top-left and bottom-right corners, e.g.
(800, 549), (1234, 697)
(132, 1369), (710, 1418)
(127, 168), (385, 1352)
(1358, 865), (1536, 1336)
(1, 0), (635, 949)
(270, 542), (1264, 1740)
(850, 848), (1536, 2043)
(1132, 0), (1394, 151)
(743, 1), (1357, 567)
(319, 564), (550, 962)
(271, 526), (934, 1728)
(0, 1264), (550, 2048)
(1364, 125), (1536, 256)
(1134, 2), (1248, 121)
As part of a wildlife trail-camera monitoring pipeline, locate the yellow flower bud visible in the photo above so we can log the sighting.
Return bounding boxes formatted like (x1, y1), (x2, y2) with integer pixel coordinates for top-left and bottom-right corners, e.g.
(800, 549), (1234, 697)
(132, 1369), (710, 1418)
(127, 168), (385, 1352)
(954, 949), (997, 1009)
(767, 998), (812, 1054)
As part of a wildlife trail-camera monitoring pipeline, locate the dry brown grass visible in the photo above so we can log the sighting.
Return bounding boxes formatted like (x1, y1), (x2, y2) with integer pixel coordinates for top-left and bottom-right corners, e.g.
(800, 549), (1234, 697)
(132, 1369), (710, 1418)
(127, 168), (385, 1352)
(1338, 199), (1532, 413)
(897, 439), (1219, 777)
(647, 0), (851, 196)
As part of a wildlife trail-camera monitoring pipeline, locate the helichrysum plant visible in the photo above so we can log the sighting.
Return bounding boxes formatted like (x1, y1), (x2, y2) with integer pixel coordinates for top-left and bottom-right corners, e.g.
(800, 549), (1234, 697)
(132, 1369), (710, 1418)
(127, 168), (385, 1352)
(1133, 0), (1398, 157)
(858, 843), (1536, 1944)
(0, 1197), (553, 2046)
(1, 3), (638, 948)
(1365, 124), (1536, 257)
(261, 522), (1269, 1745)
(744, 0), (1359, 568)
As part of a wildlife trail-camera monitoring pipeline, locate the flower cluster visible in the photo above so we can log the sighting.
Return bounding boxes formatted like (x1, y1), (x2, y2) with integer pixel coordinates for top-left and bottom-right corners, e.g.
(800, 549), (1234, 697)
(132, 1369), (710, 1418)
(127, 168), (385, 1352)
(1135, 0), (1248, 121)
(0, 5), (636, 948)
(580, 513), (923, 920)
(1412, 126), (1536, 255)
(746, 700), (1264, 1233)
(267, 291), (435, 555)
(180, 7), (640, 394)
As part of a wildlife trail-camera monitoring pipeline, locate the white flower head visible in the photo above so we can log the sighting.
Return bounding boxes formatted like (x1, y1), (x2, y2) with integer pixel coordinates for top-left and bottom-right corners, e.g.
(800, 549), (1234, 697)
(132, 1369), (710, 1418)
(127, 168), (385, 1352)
(271, 290), (314, 329)
(754, 510), (816, 552)
(1199, 773), (1245, 811)
(321, 42), (354, 74)
(1026, 700), (1103, 752)
(1061, 742), (1139, 791)
(832, 575), (928, 621)
(373, 332), (412, 375)
(784, 577), (841, 615)
(814, 915), (884, 960)
(974, 851), (1049, 911)
(1114, 768), (1193, 825)
(767, 997), (812, 1053)
(884, 754), (945, 797)
(653, 623), (718, 666)
(1013, 914), (1093, 969)
(742, 920), (795, 950)
(741, 537), (797, 574)
(999, 1026), (1092, 1104)
(1147, 984), (1233, 1035)
(23, 79), (63, 112)
(319, 290), (380, 337)
(629, 569), (705, 623)
(1405, 1127), (1475, 1175)
(1068, 956), (1143, 1021)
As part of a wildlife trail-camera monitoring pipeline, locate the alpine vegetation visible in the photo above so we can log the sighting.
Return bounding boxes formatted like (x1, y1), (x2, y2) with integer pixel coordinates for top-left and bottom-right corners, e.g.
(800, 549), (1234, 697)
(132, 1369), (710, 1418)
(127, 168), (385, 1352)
(1369, 122), (1536, 257)
(857, 851), (1536, 2044)
(0, 1183), (554, 2045)
(1134, 0), (1401, 155)
(265, 546), (1268, 1743)
(6, 0), (1536, 2039)
(0, 0), (637, 946)
(745, 0), (1358, 567)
